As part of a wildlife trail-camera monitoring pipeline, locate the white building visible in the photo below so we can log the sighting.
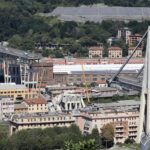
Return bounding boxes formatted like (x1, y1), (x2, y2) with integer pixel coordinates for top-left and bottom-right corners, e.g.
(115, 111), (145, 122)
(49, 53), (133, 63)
(0, 97), (14, 120)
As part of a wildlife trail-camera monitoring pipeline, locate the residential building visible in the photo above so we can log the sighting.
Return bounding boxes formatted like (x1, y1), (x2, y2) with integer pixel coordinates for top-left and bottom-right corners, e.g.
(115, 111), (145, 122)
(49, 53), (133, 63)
(10, 112), (75, 134)
(117, 27), (132, 44)
(23, 96), (48, 113)
(89, 46), (103, 58)
(128, 47), (143, 58)
(128, 34), (142, 47)
(0, 83), (37, 101)
(14, 103), (28, 114)
(0, 97), (14, 119)
(74, 100), (140, 143)
(108, 47), (122, 58)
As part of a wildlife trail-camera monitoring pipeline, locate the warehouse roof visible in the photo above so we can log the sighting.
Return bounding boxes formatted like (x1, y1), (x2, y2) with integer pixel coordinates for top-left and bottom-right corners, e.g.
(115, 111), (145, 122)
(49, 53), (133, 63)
(53, 64), (143, 74)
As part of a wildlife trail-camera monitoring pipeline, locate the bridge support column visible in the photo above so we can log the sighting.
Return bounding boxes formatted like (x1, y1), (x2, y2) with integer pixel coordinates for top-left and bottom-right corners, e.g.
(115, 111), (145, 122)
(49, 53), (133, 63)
(137, 27), (150, 146)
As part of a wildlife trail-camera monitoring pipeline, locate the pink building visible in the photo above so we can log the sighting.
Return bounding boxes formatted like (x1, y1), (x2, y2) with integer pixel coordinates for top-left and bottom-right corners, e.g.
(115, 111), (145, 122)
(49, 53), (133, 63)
(74, 100), (140, 143)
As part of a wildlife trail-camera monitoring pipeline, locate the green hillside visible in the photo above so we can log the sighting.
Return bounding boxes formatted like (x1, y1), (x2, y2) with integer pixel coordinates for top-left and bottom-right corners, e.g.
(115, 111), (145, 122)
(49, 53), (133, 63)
(0, 0), (149, 57)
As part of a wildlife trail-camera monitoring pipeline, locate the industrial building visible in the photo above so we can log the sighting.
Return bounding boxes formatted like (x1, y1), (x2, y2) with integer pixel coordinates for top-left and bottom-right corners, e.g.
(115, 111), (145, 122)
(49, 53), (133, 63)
(53, 64), (143, 85)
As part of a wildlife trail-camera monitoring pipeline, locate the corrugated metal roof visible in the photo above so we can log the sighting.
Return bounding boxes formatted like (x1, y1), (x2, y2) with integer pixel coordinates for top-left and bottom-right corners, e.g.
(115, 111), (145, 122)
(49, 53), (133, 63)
(53, 64), (143, 74)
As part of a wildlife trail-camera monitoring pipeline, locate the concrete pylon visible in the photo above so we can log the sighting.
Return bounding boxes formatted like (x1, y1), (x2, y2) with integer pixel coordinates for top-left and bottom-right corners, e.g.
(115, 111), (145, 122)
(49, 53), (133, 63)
(137, 26), (150, 144)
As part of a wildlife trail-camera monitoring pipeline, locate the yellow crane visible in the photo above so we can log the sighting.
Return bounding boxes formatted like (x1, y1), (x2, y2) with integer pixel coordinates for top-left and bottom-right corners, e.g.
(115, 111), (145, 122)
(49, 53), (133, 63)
(81, 64), (90, 103)
(38, 65), (45, 96)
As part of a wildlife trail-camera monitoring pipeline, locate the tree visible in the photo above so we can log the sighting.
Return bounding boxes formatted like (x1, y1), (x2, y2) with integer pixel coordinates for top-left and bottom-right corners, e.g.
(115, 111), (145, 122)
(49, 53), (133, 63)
(90, 128), (102, 146)
(101, 123), (114, 148)
(64, 139), (96, 150)
(90, 82), (98, 87)
(125, 138), (135, 144)
(9, 34), (23, 48)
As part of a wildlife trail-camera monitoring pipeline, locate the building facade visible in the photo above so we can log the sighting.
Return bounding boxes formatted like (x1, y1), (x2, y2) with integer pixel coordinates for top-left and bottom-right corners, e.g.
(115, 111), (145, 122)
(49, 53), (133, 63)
(23, 96), (48, 113)
(31, 58), (53, 85)
(117, 27), (132, 44)
(10, 112), (75, 134)
(128, 34), (142, 47)
(75, 100), (140, 143)
(89, 46), (103, 58)
(108, 47), (122, 58)
(0, 97), (14, 120)
(128, 47), (143, 58)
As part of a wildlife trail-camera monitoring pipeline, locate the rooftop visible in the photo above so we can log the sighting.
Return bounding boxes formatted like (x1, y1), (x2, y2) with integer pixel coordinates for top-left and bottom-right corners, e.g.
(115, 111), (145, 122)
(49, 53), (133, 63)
(0, 83), (27, 90)
(14, 103), (28, 109)
(108, 47), (122, 51)
(53, 64), (143, 74)
(11, 112), (73, 119)
(81, 100), (140, 113)
(24, 96), (47, 105)
(128, 47), (143, 50)
(89, 46), (103, 51)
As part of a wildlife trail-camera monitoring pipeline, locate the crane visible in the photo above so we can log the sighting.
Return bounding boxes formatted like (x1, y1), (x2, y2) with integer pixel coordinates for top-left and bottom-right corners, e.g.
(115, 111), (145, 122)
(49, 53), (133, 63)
(81, 64), (90, 103)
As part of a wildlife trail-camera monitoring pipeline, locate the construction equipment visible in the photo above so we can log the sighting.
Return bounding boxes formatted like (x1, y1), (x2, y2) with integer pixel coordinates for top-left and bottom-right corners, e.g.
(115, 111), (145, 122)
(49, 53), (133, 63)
(81, 64), (90, 103)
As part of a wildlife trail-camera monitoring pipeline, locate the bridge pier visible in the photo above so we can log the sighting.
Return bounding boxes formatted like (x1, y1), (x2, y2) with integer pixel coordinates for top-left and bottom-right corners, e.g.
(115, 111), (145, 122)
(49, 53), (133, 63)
(137, 26), (150, 150)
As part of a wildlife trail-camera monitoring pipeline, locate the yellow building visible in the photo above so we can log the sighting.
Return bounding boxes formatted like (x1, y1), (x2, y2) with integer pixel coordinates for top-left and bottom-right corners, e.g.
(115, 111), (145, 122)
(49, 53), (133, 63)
(0, 83), (38, 101)
(23, 96), (48, 113)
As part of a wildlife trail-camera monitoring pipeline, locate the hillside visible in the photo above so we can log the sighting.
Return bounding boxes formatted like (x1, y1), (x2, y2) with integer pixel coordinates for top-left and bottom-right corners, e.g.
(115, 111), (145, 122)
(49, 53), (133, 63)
(0, 0), (149, 58)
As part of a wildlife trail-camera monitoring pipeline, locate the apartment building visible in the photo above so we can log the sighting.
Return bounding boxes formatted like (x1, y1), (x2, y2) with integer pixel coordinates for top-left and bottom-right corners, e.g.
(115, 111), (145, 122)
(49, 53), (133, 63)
(0, 83), (37, 101)
(75, 100), (140, 143)
(89, 46), (103, 58)
(0, 97), (14, 119)
(31, 58), (54, 85)
(10, 112), (75, 134)
(108, 47), (122, 58)
(128, 47), (143, 58)
(23, 96), (48, 113)
(117, 27), (132, 44)
(128, 34), (142, 47)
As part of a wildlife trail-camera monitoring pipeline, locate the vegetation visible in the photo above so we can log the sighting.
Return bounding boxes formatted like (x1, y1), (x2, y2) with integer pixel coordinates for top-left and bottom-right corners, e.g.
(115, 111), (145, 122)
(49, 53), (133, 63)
(101, 123), (115, 148)
(0, 124), (102, 150)
(64, 139), (97, 150)
(0, 0), (149, 58)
